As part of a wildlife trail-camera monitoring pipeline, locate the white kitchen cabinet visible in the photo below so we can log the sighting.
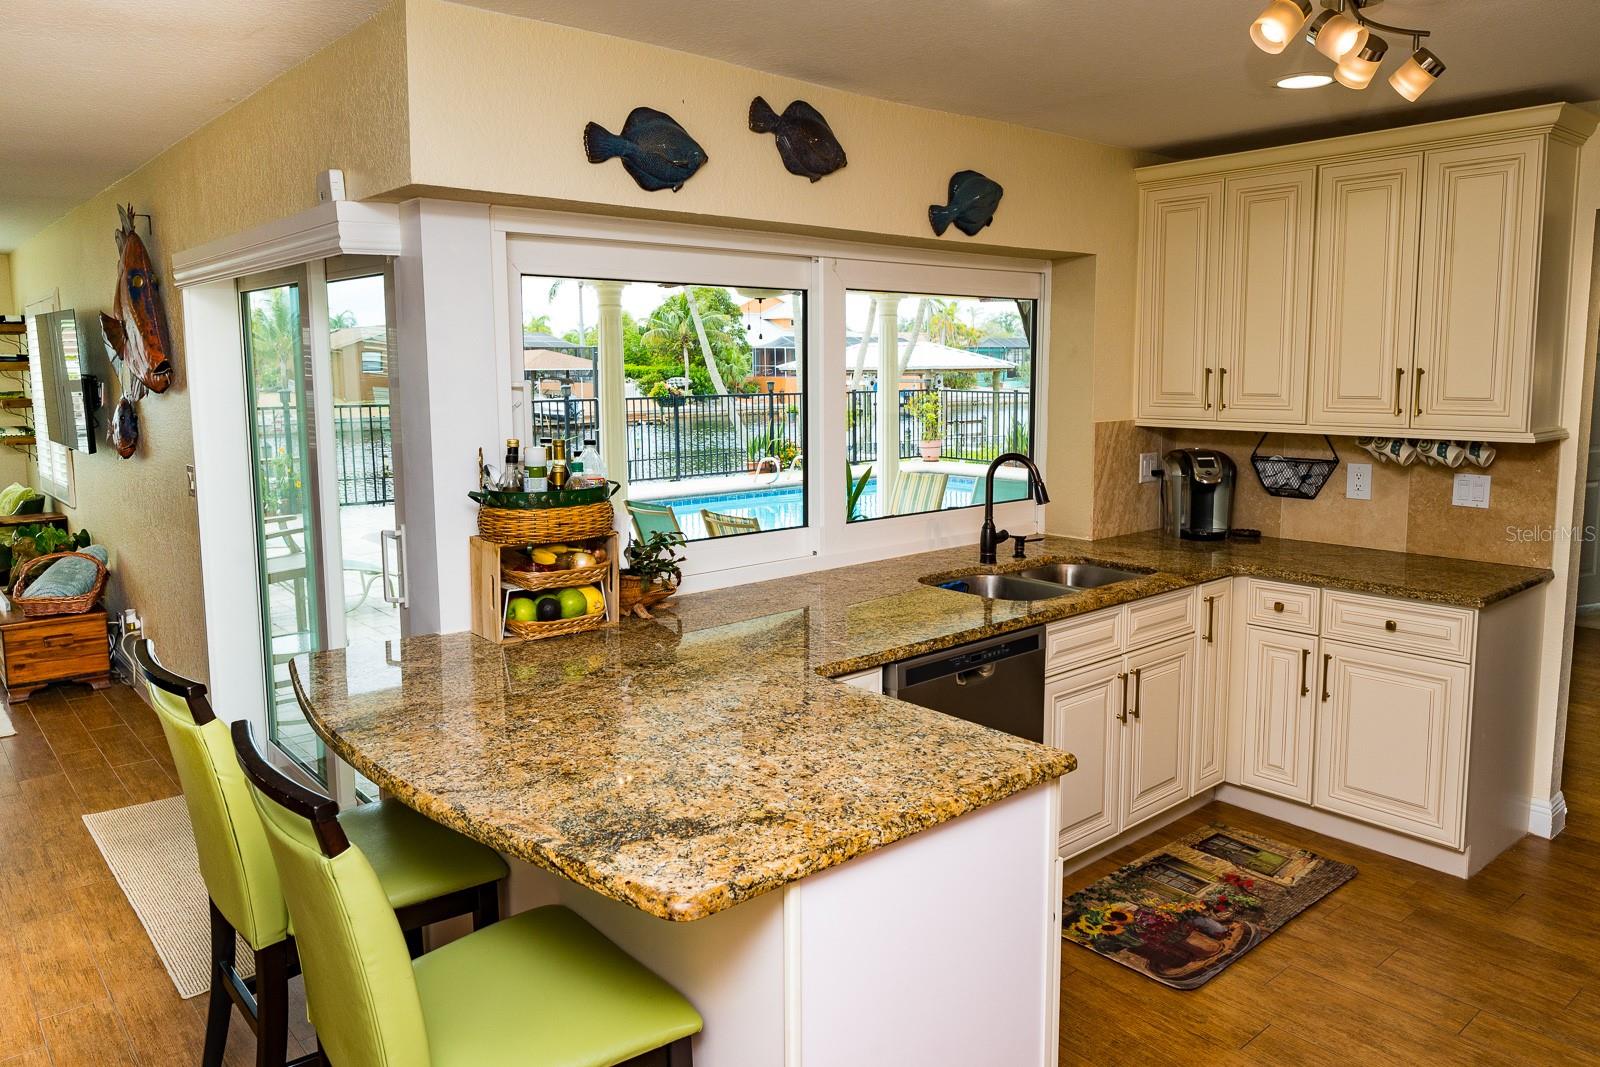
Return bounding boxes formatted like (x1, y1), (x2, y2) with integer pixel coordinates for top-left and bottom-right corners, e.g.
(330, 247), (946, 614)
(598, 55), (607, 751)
(1134, 104), (1593, 441)
(1239, 625), (1317, 803)
(1314, 640), (1470, 847)
(1136, 181), (1222, 422)
(1411, 137), (1542, 433)
(1046, 659), (1125, 856)
(1122, 635), (1195, 825)
(1191, 579), (1232, 792)
(1217, 167), (1314, 424)
(1308, 153), (1421, 430)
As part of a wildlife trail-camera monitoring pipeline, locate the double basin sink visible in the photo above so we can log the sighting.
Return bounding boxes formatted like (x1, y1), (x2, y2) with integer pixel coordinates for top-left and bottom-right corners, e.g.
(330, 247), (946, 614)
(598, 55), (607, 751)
(933, 562), (1148, 602)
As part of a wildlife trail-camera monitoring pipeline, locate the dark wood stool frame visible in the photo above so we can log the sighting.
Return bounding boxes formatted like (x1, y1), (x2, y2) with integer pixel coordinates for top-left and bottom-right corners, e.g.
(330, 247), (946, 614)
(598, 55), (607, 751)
(132, 641), (501, 1067)
(232, 717), (693, 1067)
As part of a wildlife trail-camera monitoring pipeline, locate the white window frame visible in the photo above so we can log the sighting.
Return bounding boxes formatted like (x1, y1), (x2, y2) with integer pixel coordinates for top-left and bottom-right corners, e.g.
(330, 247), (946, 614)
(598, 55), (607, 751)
(494, 209), (1049, 589)
(22, 293), (75, 506)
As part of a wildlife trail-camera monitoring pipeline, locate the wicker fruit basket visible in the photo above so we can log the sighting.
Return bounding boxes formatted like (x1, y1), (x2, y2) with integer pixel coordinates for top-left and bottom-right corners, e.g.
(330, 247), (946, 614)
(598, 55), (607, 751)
(504, 612), (605, 640)
(502, 559), (611, 592)
(10, 551), (108, 617)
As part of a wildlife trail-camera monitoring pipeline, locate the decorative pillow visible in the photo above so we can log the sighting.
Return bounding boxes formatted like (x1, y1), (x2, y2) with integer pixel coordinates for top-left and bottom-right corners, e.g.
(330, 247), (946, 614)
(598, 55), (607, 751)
(24, 545), (110, 599)
(0, 483), (35, 516)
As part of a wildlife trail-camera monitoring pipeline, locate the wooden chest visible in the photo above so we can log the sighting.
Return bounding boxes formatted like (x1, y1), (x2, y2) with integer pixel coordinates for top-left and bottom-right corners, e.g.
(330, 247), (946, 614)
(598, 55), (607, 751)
(0, 606), (110, 701)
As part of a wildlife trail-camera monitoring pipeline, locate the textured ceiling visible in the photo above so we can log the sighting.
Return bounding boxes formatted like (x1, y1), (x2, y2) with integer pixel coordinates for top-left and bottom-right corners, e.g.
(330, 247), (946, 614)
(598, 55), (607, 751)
(0, 0), (387, 251)
(457, 0), (1600, 156)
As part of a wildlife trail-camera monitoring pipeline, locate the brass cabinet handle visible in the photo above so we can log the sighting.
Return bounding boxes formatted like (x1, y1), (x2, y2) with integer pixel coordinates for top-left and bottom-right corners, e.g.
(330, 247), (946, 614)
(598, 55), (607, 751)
(1414, 367), (1424, 417)
(1203, 367), (1213, 410)
(1299, 648), (1310, 697)
(1273, 601), (1285, 613)
(1116, 672), (1129, 724)
(1321, 652), (1332, 702)
(1218, 367), (1227, 411)
(1384, 619), (1397, 632)
(1130, 668), (1142, 720)
(1395, 368), (1405, 417)
(1203, 595), (1216, 643)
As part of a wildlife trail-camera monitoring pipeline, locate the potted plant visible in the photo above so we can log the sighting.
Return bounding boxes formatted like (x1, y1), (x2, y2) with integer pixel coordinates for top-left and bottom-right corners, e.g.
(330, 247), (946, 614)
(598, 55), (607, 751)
(649, 381), (687, 408)
(745, 433), (775, 473)
(619, 529), (686, 618)
(912, 391), (943, 461)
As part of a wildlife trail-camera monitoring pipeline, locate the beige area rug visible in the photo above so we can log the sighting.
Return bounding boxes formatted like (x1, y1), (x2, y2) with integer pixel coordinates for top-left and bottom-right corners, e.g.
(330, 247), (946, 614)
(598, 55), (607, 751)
(0, 705), (13, 738)
(83, 795), (254, 998)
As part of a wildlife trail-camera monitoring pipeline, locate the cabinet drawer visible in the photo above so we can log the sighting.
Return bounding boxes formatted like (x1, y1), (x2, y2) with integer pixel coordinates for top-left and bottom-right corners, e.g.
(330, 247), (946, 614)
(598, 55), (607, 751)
(1046, 608), (1124, 676)
(1244, 579), (1319, 634)
(1125, 588), (1197, 651)
(0, 614), (109, 686)
(1320, 590), (1474, 662)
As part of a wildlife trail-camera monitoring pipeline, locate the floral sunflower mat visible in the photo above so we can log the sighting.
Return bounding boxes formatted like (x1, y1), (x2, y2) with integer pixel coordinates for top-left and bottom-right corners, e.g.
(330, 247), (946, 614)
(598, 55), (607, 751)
(1062, 824), (1356, 990)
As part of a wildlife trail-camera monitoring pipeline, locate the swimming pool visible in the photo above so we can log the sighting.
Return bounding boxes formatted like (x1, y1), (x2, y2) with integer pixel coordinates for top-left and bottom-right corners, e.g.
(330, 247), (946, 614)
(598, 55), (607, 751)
(643, 475), (1030, 539)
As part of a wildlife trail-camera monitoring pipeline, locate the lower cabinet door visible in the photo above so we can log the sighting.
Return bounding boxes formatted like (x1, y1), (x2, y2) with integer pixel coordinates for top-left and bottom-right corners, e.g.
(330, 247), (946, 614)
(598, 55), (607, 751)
(1314, 640), (1470, 847)
(1192, 579), (1232, 792)
(1047, 659), (1125, 857)
(1121, 635), (1194, 825)
(1239, 626), (1317, 802)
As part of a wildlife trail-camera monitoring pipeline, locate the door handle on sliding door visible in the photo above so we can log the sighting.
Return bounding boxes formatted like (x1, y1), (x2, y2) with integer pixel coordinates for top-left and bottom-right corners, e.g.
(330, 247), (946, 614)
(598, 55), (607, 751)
(380, 527), (408, 608)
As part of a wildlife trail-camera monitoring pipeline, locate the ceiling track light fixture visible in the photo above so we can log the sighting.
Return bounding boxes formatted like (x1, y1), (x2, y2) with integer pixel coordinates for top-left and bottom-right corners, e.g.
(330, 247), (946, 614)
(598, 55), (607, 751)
(1250, 0), (1445, 101)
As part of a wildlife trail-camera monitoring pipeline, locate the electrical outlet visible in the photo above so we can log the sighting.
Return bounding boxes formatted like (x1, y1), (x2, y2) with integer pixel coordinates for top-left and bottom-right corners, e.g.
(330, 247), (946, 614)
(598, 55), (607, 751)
(1452, 473), (1491, 509)
(121, 608), (142, 636)
(1346, 463), (1371, 500)
(1138, 452), (1160, 484)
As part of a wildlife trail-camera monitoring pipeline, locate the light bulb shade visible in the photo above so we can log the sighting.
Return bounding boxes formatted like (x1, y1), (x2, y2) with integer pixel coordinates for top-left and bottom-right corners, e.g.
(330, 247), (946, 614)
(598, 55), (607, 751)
(1306, 9), (1369, 61)
(1250, 0), (1313, 54)
(1389, 47), (1445, 101)
(1334, 34), (1389, 89)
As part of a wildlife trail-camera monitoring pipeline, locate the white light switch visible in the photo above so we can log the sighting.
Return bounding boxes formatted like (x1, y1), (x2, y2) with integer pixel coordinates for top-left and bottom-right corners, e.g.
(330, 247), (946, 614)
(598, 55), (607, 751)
(1138, 452), (1160, 484)
(1452, 472), (1491, 509)
(1346, 463), (1371, 500)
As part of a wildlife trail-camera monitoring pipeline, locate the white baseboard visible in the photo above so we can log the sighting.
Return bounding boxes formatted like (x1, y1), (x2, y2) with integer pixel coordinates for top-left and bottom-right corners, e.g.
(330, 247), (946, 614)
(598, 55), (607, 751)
(1528, 792), (1568, 838)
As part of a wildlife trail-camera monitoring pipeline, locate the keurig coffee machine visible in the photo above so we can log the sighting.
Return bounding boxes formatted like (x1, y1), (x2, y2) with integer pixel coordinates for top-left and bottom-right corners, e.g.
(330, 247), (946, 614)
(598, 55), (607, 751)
(1160, 449), (1236, 540)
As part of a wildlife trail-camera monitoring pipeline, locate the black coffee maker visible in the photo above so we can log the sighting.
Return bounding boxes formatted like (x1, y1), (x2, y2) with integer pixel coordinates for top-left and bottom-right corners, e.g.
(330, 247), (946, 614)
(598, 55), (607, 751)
(1159, 449), (1236, 540)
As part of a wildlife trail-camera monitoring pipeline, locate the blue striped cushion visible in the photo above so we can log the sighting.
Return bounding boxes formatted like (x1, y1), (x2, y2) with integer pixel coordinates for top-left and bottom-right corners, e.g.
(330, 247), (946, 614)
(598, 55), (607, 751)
(24, 545), (109, 598)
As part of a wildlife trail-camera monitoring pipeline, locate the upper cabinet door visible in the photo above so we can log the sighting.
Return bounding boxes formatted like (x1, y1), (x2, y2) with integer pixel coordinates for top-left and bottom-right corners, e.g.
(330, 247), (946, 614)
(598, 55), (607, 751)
(1216, 168), (1315, 425)
(1309, 154), (1422, 430)
(1137, 181), (1223, 422)
(1412, 138), (1542, 432)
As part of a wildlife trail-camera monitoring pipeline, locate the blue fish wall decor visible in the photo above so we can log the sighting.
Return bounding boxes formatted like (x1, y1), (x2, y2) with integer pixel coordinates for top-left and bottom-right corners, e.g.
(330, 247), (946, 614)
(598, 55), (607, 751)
(929, 170), (1004, 237)
(584, 107), (708, 192)
(749, 96), (847, 182)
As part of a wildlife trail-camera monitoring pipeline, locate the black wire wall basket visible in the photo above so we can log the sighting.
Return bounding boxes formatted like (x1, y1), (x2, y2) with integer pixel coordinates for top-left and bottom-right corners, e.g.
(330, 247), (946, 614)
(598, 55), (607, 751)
(1251, 434), (1340, 500)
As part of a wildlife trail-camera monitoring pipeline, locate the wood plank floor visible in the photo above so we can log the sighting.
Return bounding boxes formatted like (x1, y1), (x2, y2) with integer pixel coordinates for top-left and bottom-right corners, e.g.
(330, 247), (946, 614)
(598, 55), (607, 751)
(1059, 627), (1600, 1066)
(4, 632), (1600, 1065)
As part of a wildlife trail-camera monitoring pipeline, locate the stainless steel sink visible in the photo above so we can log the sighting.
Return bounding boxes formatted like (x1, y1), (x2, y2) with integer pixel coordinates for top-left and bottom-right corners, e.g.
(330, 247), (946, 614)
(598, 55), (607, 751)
(1015, 563), (1147, 589)
(933, 574), (1077, 601)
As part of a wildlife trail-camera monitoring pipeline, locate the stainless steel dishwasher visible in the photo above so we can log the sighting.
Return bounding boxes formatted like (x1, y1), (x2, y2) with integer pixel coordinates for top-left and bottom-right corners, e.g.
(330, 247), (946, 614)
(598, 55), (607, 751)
(885, 627), (1045, 742)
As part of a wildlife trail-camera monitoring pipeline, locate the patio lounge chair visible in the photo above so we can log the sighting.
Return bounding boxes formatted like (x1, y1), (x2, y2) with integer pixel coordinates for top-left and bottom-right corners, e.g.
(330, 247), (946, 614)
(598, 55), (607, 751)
(625, 499), (683, 540)
(701, 510), (761, 537)
(887, 471), (949, 516)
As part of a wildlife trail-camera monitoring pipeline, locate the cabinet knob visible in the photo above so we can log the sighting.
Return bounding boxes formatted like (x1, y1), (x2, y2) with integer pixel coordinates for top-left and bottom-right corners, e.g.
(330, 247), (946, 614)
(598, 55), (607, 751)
(1385, 619), (1397, 632)
(1273, 601), (1285, 613)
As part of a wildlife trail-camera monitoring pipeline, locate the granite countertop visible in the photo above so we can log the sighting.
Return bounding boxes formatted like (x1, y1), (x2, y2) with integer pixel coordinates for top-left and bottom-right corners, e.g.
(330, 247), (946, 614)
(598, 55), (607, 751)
(298, 530), (1548, 922)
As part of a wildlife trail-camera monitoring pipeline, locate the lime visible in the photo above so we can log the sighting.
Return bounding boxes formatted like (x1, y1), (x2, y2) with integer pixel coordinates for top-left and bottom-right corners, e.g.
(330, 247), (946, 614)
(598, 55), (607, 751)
(557, 587), (588, 619)
(507, 595), (537, 622)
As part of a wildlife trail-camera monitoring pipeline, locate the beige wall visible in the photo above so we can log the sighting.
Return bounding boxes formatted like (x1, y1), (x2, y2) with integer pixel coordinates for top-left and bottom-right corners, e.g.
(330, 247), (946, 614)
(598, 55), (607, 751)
(397, 0), (1149, 537)
(4, 3), (410, 680)
(0, 253), (14, 314)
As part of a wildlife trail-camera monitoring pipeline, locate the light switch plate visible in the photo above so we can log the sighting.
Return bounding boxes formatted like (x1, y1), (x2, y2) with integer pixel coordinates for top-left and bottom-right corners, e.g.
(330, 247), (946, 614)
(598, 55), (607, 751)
(1452, 472), (1491, 509)
(1346, 463), (1371, 500)
(1138, 452), (1160, 484)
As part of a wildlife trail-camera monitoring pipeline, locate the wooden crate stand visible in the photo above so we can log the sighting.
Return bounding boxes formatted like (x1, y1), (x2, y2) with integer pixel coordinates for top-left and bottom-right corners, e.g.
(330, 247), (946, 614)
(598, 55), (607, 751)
(469, 533), (619, 643)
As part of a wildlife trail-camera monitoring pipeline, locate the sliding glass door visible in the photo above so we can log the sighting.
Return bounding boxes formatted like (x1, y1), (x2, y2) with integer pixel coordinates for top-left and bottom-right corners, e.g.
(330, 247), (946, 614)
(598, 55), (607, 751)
(239, 258), (404, 793)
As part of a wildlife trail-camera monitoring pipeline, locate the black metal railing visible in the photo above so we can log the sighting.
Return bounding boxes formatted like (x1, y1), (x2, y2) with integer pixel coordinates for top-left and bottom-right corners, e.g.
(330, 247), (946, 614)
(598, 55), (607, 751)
(255, 403), (394, 509)
(845, 388), (1030, 465)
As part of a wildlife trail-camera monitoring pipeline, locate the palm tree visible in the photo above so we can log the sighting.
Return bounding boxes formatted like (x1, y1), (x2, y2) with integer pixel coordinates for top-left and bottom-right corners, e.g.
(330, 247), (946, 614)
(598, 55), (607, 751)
(642, 291), (739, 391)
(248, 287), (300, 393)
(926, 299), (966, 347)
(329, 309), (359, 330)
(524, 313), (552, 335)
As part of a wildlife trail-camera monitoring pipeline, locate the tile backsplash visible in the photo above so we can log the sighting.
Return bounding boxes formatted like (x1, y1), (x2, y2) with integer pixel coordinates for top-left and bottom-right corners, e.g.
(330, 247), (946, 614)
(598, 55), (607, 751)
(1093, 420), (1560, 568)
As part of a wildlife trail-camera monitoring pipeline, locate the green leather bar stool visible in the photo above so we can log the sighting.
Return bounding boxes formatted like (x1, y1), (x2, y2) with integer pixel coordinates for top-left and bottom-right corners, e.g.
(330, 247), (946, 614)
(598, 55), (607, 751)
(132, 641), (510, 1067)
(231, 718), (703, 1067)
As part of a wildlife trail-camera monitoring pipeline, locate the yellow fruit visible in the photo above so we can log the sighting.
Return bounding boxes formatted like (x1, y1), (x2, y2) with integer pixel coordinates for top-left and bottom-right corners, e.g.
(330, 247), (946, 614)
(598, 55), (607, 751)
(579, 585), (605, 615)
(531, 548), (558, 566)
